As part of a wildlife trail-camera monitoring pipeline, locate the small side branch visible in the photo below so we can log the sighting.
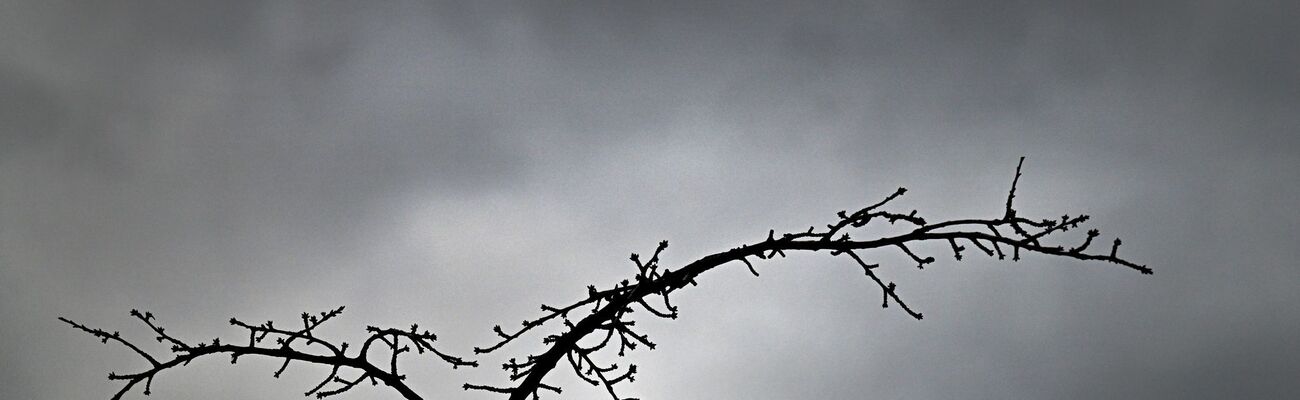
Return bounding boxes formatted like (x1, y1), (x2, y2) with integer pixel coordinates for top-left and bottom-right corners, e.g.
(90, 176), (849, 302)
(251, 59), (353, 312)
(63, 308), (477, 400)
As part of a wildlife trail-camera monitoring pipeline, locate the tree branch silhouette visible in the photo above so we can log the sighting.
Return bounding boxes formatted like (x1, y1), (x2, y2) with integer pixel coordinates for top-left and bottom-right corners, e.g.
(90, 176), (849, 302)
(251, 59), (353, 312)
(60, 307), (475, 400)
(66, 158), (1149, 400)
(465, 157), (1149, 400)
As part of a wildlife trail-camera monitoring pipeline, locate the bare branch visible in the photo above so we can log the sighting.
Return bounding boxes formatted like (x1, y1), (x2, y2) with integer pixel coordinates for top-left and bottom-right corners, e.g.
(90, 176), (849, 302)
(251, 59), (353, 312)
(69, 158), (1149, 400)
(62, 308), (476, 400)
(468, 158), (1150, 400)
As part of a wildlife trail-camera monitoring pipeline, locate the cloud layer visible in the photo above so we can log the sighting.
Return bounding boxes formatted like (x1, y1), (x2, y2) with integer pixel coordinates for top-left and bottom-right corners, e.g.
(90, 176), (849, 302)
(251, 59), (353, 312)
(3, 1), (1297, 399)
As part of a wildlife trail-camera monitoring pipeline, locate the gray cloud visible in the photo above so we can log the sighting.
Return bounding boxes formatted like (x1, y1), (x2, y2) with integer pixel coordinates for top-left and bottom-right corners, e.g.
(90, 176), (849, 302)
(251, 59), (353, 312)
(2, 1), (1297, 399)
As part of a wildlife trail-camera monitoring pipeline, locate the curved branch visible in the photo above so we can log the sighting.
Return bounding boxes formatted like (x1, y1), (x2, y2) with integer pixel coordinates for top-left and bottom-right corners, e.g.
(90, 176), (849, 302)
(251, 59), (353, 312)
(66, 158), (1151, 400)
(61, 308), (476, 400)
(469, 158), (1150, 400)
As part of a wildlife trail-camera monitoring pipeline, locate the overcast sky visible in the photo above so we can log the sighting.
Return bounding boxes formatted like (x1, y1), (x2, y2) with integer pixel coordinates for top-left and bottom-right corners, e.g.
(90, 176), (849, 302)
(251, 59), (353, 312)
(2, 1), (1298, 399)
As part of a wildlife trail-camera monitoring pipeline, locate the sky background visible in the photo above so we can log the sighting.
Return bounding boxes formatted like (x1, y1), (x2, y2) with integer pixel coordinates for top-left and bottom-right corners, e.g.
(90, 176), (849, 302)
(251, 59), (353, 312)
(2, 1), (1298, 399)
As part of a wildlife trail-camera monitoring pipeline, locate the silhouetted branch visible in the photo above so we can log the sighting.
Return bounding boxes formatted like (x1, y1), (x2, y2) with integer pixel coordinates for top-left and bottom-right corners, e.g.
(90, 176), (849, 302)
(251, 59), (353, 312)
(61, 307), (476, 400)
(68, 158), (1150, 400)
(467, 157), (1150, 400)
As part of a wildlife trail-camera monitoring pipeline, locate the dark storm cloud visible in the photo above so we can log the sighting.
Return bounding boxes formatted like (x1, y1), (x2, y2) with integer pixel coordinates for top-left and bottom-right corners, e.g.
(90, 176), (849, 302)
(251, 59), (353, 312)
(2, 1), (1297, 400)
